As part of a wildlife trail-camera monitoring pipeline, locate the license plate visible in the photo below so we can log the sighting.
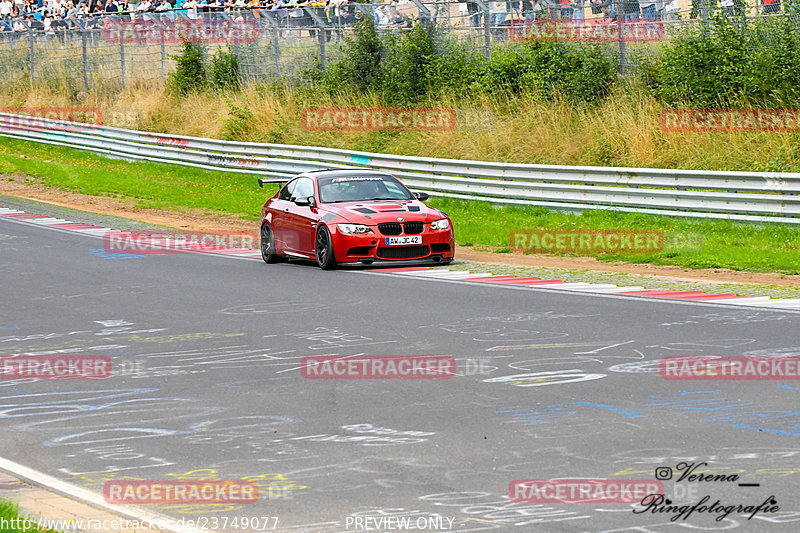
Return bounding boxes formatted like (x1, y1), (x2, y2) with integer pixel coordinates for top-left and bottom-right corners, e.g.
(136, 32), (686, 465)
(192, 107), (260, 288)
(386, 236), (422, 246)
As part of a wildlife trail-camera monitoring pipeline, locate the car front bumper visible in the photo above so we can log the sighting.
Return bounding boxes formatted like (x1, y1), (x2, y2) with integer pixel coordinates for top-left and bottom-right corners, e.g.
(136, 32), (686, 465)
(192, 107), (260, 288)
(331, 229), (455, 264)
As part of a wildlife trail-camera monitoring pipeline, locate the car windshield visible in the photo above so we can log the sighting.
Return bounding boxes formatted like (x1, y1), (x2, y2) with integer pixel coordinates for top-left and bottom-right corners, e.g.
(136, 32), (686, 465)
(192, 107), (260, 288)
(317, 175), (414, 203)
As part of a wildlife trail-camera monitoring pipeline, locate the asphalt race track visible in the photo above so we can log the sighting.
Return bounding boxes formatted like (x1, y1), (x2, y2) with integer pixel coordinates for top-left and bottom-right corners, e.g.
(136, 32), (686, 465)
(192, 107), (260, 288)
(1, 210), (800, 533)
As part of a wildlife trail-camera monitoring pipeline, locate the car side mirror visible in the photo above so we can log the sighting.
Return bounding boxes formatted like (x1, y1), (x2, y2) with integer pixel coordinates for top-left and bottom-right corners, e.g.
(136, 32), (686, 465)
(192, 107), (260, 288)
(413, 191), (430, 201)
(295, 196), (316, 207)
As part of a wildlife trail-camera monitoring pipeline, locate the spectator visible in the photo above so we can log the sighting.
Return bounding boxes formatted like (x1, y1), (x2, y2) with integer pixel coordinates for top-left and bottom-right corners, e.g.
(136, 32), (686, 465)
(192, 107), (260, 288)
(662, 0), (678, 19)
(461, 0), (481, 28)
(324, 0), (345, 22)
(154, 0), (170, 18)
(87, 1), (104, 25)
(43, 11), (54, 33)
(65, 9), (80, 39)
(559, 0), (572, 18)
(639, 0), (657, 20)
(28, 12), (43, 27)
(0, 0), (13, 29)
(493, 0), (507, 26)
(388, 4), (408, 28)
(183, 0), (197, 18)
(507, 0), (520, 19)
(375, 1), (390, 27)
(621, 0), (638, 19)
(598, 0), (617, 19)
(269, 0), (287, 34)
(572, 0), (584, 23)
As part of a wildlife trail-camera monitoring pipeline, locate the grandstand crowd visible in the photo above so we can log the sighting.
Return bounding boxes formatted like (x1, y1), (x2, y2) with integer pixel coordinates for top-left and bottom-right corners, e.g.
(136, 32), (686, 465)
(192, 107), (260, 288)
(0, 0), (791, 35)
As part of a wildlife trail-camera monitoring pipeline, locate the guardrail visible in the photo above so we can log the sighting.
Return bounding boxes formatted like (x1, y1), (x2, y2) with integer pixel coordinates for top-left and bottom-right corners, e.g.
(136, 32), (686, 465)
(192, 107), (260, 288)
(1, 112), (799, 224)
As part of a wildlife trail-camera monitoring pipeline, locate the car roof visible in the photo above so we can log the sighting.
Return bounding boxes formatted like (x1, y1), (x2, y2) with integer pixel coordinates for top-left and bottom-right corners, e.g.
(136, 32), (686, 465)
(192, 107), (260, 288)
(300, 169), (395, 180)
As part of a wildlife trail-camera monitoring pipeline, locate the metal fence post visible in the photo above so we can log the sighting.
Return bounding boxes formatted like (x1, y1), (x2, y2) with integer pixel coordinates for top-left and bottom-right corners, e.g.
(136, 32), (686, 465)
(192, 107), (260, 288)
(119, 37), (125, 89)
(81, 27), (89, 92)
(263, 11), (281, 78)
(305, 8), (327, 70)
(474, 0), (491, 60)
(411, 0), (432, 28)
(617, 19), (626, 75)
(160, 32), (166, 81)
(23, 21), (34, 84)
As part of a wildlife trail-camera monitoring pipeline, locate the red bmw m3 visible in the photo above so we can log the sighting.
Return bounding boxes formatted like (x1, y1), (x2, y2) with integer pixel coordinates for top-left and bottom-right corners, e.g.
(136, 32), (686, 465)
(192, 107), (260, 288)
(258, 170), (455, 269)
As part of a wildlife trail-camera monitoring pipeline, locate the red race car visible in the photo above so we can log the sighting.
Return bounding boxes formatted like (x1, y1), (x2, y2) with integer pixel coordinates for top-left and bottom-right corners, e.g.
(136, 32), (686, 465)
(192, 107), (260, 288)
(258, 170), (455, 269)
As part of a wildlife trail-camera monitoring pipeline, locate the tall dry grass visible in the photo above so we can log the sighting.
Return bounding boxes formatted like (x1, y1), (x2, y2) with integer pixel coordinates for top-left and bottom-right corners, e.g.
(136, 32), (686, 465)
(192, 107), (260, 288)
(5, 81), (800, 172)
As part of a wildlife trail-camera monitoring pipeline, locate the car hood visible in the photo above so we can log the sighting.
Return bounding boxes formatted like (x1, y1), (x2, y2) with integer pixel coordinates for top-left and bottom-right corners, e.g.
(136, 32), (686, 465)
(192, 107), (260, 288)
(320, 201), (445, 224)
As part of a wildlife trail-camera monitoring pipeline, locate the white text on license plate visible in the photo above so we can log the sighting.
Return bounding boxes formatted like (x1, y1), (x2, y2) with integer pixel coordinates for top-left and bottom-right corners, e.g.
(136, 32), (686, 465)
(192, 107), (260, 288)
(386, 236), (422, 246)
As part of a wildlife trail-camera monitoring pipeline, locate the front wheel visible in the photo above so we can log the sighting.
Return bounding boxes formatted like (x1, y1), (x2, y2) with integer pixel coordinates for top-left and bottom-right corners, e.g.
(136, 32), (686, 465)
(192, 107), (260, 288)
(260, 223), (282, 264)
(315, 225), (337, 270)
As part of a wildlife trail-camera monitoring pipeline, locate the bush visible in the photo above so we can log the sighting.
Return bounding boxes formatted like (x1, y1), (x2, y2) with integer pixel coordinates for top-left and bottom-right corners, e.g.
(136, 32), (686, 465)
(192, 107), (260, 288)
(169, 42), (207, 95)
(422, 40), (483, 94)
(210, 46), (241, 92)
(307, 20), (615, 105)
(339, 16), (384, 93)
(381, 24), (438, 103)
(641, 12), (800, 107)
(479, 41), (616, 104)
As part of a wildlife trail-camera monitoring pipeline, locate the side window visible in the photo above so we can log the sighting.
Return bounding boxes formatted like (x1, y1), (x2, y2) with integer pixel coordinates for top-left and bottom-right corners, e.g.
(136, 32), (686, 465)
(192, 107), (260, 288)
(382, 180), (406, 198)
(291, 178), (315, 202)
(278, 180), (296, 201)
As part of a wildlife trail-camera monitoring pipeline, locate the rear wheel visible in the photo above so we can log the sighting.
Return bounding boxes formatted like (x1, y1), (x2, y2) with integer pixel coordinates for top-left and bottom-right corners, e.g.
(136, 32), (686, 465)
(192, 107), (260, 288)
(315, 225), (337, 270)
(260, 223), (282, 264)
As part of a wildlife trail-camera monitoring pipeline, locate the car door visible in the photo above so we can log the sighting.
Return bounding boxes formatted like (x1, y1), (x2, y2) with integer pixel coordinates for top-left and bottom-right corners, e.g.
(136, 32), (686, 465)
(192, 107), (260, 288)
(271, 179), (296, 249)
(286, 177), (318, 255)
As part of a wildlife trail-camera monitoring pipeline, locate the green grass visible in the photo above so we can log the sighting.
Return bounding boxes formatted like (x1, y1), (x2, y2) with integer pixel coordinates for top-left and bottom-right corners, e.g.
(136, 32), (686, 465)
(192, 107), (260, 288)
(0, 138), (277, 220)
(1, 137), (799, 274)
(437, 198), (800, 274)
(0, 500), (58, 533)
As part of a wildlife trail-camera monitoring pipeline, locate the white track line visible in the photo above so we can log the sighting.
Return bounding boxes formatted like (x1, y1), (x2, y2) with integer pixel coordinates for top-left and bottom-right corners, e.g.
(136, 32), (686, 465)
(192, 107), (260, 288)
(0, 457), (206, 533)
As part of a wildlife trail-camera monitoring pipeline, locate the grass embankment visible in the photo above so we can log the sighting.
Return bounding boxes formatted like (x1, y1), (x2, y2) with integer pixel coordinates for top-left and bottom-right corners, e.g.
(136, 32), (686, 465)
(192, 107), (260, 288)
(6, 83), (800, 172)
(2, 137), (799, 274)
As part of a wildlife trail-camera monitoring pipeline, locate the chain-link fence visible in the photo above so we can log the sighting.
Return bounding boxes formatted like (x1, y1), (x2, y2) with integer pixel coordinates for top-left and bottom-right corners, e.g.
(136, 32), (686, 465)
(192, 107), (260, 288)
(1, 3), (798, 90)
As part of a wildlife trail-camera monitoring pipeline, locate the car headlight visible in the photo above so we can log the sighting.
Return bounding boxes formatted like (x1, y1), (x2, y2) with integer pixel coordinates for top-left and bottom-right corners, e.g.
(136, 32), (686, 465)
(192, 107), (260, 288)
(337, 223), (372, 234)
(430, 219), (450, 230)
